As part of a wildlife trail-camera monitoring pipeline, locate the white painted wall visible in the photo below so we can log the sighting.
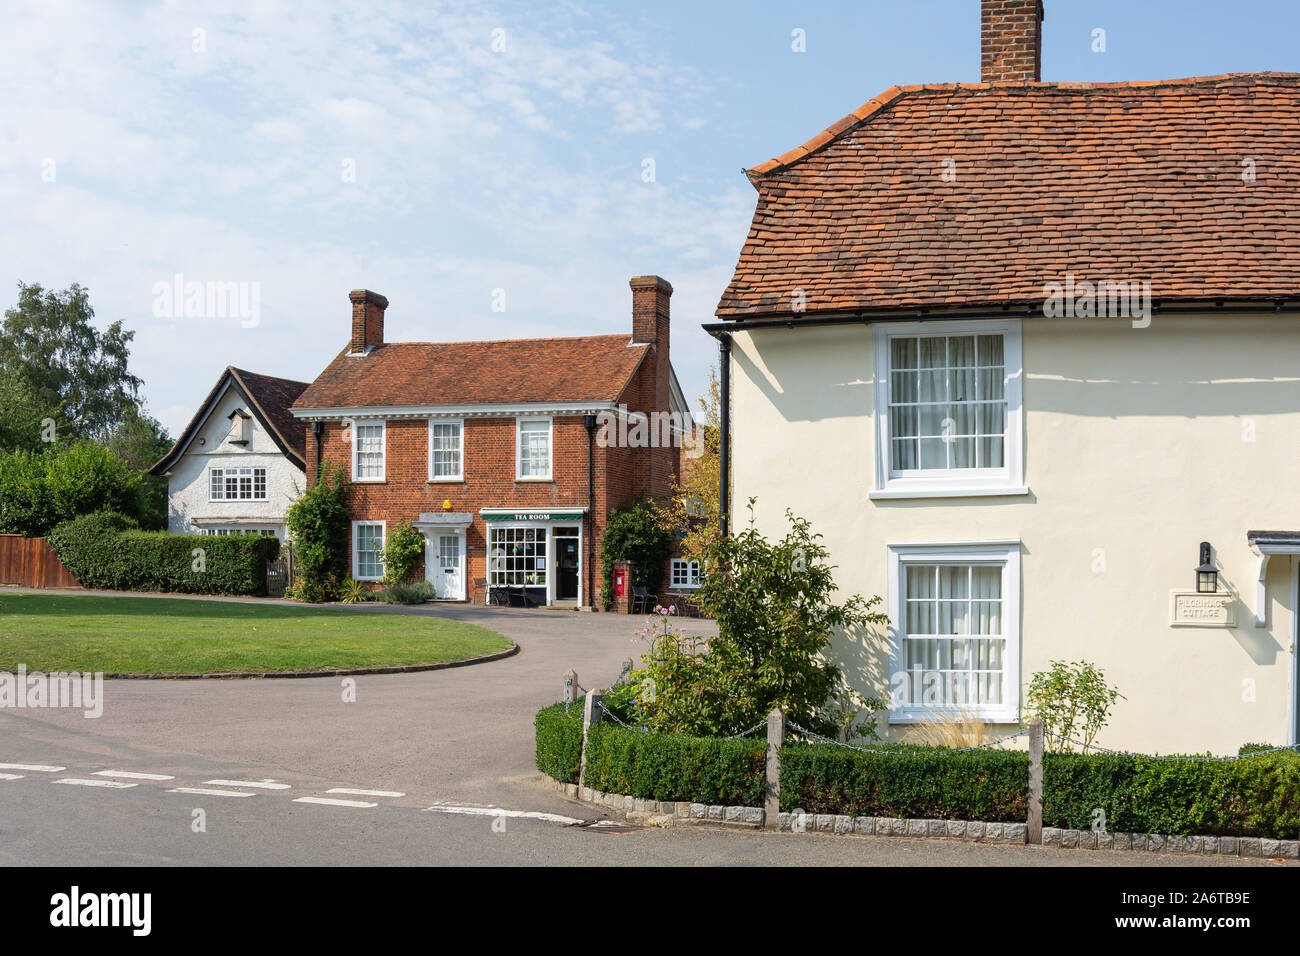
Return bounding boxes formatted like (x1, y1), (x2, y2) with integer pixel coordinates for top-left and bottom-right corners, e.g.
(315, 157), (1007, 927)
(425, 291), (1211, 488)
(729, 313), (1300, 754)
(163, 383), (305, 539)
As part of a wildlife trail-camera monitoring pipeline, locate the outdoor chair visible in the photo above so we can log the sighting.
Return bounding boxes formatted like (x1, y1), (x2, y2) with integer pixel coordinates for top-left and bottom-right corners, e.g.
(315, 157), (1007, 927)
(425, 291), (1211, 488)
(631, 585), (657, 615)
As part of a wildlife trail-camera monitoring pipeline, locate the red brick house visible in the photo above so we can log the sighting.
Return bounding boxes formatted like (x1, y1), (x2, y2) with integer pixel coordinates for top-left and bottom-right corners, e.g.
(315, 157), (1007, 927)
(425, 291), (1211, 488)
(291, 276), (692, 608)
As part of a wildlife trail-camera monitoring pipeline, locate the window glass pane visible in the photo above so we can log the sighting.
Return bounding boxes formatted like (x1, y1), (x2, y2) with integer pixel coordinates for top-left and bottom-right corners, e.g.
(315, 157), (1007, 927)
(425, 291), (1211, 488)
(977, 335), (1004, 367)
(978, 436), (1005, 468)
(890, 337), (917, 370)
(917, 370), (945, 404)
(889, 405), (918, 440)
(948, 335), (975, 367)
(356, 424), (384, 478)
(918, 337), (947, 369)
(890, 438), (918, 471)
(918, 437), (948, 469)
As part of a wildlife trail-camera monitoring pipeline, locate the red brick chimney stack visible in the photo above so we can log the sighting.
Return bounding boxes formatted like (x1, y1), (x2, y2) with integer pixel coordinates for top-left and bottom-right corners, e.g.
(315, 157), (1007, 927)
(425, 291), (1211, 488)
(349, 289), (388, 353)
(981, 0), (1044, 83)
(629, 275), (673, 497)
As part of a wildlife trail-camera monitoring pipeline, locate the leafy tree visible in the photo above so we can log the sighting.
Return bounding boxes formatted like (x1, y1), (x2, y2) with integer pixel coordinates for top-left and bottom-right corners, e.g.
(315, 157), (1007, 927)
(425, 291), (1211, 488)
(600, 500), (674, 608)
(0, 441), (144, 536)
(283, 463), (350, 602)
(655, 366), (725, 558)
(1025, 660), (1125, 753)
(104, 409), (173, 530)
(633, 503), (887, 737)
(0, 366), (59, 451)
(0, 282), (143, 442)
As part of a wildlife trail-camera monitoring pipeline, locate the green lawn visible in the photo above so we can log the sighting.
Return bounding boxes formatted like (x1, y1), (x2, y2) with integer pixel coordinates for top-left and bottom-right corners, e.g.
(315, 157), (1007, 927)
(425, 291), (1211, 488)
(0, 593), (513, 675)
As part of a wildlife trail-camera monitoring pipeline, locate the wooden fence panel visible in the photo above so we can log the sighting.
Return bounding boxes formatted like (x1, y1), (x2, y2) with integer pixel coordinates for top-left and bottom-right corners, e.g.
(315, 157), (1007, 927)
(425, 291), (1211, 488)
(0, 534), (81, 589)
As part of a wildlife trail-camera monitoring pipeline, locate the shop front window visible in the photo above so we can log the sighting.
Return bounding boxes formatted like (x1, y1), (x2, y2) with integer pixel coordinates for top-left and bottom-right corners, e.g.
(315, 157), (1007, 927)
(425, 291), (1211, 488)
(489, 526), (548, 588)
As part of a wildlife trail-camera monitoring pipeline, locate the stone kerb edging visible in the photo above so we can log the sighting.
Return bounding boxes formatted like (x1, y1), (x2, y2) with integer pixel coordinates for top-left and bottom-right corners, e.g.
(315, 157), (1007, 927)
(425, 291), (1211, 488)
(541, 776), (1300, 857)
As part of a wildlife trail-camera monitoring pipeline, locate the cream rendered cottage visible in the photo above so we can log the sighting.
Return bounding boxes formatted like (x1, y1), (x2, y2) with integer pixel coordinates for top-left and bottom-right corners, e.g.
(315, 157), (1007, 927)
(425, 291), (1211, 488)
(709, 0), (1300, 753)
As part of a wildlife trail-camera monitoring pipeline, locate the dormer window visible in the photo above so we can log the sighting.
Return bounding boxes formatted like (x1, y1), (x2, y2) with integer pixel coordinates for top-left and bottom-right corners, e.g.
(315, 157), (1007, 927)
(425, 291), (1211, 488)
(226, 409), (252, 446)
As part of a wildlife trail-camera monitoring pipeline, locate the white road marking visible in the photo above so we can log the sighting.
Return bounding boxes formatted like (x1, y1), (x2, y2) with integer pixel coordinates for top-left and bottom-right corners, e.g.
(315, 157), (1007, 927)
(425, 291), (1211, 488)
(54, 778), (137, 789)
(93, 770), (175, 781)
(0, 763), (65, 772)
(204, 779), (291, 790)
(0, 773), (24, 781)
(293, 797), (378, 808)
(326, 788), (405, 798)
(423, 804), (585, 826)
(167, 787), (256, 798)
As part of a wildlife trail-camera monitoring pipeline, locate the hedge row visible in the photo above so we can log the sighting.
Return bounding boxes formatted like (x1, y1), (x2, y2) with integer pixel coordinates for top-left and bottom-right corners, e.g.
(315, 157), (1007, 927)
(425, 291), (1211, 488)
(1042, 751), (1300, 839)
(533, 701), (765, 805)
(535, 700), (584, 784)
(535, 704), (1300, 838)
(48, 511), (279, 597)
(779, 742), (1030, 822)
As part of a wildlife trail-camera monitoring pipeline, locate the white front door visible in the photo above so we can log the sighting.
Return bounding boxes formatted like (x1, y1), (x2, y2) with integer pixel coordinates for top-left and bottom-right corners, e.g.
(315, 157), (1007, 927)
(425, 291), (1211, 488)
(434, 533), (464, 600)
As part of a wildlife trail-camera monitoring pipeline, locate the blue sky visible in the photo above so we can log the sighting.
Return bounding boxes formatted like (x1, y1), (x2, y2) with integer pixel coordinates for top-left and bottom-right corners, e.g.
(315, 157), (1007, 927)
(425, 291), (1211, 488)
(5, 0), (1300, 435)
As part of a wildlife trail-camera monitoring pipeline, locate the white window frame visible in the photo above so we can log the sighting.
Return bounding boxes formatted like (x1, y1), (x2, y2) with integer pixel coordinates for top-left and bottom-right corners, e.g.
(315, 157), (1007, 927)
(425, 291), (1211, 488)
(871, 319), (1025, 499)
(428, 418), (464, 481)
(670, 558), (701, 589)
(208, 466), (268, 502)
(886, 540), (1021, 724)
(352, 520), (386, 582)
(351, 420), (386, 482)
(515, 417), (553, 481)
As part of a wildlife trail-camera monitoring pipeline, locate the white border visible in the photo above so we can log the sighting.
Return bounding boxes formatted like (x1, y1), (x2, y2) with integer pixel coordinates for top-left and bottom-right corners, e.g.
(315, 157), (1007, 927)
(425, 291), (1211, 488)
(870, 318), (1026, 499)
(886, 540), (1022, 724)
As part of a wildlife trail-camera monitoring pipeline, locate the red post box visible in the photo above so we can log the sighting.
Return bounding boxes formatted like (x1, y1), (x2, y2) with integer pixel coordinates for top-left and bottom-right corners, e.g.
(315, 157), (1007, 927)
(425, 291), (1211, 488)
(614, 568), (626, 597)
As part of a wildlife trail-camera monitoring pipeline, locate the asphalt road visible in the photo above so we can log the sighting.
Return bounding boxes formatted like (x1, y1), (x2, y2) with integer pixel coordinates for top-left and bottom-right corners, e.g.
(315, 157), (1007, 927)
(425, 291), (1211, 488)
(0, 595), (1288, 867)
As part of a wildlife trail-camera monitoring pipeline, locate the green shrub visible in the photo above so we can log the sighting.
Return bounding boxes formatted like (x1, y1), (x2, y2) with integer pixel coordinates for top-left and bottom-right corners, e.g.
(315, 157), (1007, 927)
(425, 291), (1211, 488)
(378, 580), (436, 605)
(0, 441), (144, 536)
(1026, 659), (1124, 752)
(1043, 750), (1300, 838)
(383, 521), (424, 585)
(583, 723), (765, 805)
(600, 501), (674, 608)
(779, 742), (1030, 820)
(47, 510), (279, 596)
(535, 700), (585, 784)
(636, 506), (886, 738)
(284, 462), (350, 602)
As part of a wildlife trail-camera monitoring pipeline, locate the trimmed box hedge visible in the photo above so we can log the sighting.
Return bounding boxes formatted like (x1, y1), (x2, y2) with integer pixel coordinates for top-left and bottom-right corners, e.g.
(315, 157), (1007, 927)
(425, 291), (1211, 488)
(583, 723), (765, 806)
(48, 511), (279, 597)
(1042, 750), (1300, 839)
(535, 700), (585, 784)
(779, 742), (1030, 822)
(534, 702), (1300, 839)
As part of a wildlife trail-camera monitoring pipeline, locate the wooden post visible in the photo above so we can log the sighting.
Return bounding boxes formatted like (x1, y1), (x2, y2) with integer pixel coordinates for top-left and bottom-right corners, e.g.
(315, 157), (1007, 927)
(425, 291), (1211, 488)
(563, 669), (578, 705)
(1028, 718), (1044, 845)
(765, 708), (784, 829)
(578, 691), (603, 790)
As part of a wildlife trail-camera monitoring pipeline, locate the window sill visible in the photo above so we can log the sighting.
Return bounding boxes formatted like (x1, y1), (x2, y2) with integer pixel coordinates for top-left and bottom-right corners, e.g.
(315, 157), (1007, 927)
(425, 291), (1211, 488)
(351, 479), (387, 485)
(888, 710), (1020, 725)
(515, 478), (554, 484)
(869, 485), (1029, 501)
(428, 478), (465, 484)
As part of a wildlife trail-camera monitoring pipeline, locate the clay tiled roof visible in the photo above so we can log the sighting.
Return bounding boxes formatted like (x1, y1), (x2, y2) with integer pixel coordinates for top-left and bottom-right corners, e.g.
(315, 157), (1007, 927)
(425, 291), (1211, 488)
(717, 74), (1300, 318)
(293, 335), (649, 410)
(150, 367), (310, 474)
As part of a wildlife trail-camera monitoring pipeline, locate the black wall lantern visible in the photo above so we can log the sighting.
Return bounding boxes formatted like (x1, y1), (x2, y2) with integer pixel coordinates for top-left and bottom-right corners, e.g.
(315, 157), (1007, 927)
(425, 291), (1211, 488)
(1195, 542), (1218, 594)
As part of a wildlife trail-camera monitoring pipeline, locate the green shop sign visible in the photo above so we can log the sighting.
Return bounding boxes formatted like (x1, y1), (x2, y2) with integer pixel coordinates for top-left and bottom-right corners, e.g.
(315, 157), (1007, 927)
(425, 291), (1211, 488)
(482, 511), (584, 522)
